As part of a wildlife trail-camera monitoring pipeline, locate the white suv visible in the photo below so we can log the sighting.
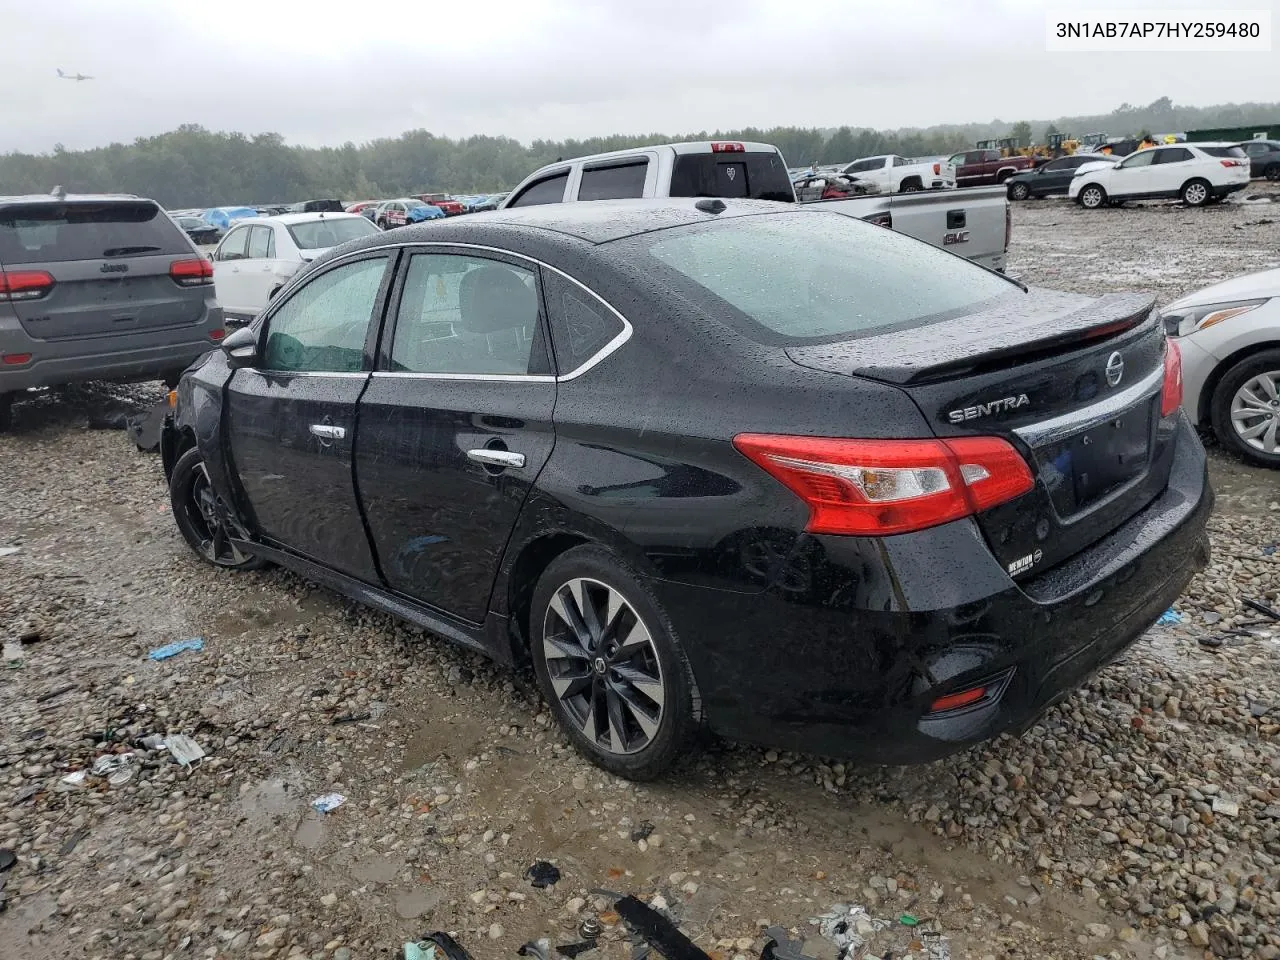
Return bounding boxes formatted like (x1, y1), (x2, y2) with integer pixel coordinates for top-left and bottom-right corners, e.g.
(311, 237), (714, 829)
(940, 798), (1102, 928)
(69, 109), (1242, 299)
(1068, 142), (1250, 209)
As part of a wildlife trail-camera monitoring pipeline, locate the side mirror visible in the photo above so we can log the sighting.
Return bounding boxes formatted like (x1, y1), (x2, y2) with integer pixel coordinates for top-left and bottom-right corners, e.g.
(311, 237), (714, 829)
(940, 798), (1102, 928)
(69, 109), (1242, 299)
(221, 325), (259, 368)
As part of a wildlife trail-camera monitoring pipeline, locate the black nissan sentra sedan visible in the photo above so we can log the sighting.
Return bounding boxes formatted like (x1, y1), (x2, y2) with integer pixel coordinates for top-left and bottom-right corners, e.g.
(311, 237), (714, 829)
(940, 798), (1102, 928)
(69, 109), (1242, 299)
(161, 198), (1211, 780)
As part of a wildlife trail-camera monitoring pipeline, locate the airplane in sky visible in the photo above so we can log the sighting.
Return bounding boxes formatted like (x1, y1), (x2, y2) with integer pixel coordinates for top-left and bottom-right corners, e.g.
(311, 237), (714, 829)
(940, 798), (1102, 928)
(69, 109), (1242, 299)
(56, 68), (93, 82)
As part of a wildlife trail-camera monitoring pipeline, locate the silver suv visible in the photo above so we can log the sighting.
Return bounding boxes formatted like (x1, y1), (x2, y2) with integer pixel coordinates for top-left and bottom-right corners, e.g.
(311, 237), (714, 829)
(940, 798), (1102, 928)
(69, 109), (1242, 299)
(0, 192), (224, 430)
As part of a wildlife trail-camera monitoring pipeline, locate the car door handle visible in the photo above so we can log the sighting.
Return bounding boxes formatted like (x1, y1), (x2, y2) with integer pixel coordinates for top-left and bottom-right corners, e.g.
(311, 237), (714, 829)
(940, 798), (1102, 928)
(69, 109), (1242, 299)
(309, 424), (346, 440)
(467, 449), (525, 469)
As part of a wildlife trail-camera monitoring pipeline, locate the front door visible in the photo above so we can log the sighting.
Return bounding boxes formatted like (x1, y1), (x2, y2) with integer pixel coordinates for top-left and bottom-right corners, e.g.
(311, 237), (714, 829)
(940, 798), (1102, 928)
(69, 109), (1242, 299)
(226, 252), (393, 581)
(212, 225), (253, 317)
(1109, 149), (1157, 197)
(356, 249), (557, 623)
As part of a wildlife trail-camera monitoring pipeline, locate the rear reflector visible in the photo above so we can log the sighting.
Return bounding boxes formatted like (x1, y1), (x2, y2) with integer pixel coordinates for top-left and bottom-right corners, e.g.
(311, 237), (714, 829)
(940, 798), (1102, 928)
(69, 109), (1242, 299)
(1161, 337), (1183, 417)
(733, 434), (1034, 536)
(0, 270), (55, 302)
(169, 258), (214, 286)
(2, 353), (32, 365)
(710, 142), (745, 153)
(208, 328), (225, 341)
(933, 163), (941, 175)
(930, 686), (987, 713)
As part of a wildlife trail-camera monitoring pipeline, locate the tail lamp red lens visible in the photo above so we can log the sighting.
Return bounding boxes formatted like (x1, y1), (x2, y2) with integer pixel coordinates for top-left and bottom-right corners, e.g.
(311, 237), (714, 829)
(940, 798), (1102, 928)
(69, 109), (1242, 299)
(930, 686), (987, 713)
(169, 258), (214, 286)
(710, 142), (746, 153)
(1161, 337), (1183, 417)
(0, 270), (55, 302)
(208, 328), (225, 341)
(2, 353), (32, 365)
(733, 434), (1034, 536)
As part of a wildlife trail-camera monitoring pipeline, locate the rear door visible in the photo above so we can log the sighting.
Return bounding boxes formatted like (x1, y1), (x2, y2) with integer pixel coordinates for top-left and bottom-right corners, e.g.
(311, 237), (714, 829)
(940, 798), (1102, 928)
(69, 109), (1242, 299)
(355, 247), (556, 623)
(225, 252), (393, 581)
(241, 224), (278, 312)
(1149, 147), (1195, 194)
(0, 199), (205, 341)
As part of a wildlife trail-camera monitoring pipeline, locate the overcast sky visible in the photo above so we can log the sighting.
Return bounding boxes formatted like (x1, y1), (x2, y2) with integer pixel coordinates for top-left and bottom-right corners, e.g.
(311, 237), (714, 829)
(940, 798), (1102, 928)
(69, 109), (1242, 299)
(3, 0), (1277, 154)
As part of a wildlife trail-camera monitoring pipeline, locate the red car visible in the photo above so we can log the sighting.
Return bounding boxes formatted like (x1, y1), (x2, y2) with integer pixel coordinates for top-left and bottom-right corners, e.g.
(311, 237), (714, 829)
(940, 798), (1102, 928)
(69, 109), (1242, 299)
(414, 193), (465, 216)
(345, 200), (378, 214)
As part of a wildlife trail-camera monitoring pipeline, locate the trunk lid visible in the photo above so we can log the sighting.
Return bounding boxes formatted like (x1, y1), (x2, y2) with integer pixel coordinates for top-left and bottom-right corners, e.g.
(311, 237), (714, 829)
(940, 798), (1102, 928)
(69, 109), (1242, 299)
(0, 199), (204, 341)
(787, 287), (1172, 580)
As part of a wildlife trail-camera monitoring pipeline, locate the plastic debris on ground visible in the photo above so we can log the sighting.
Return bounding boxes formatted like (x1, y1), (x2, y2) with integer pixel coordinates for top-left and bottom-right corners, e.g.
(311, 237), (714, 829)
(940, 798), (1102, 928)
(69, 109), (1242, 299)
(630, 820), (655, 842)
(404, 942), (438, 960)
(91, 752), (139, 788)
(164, 734), (207, 767)
(762, 926), (819, 960)
(525, 860), (561, 888)
(0, 546), (19, 558)
(1212, 796), (1240, 817)
(0, 849), (15, 872)
(614, 894), (712, 960)
(3, 641), (25, 667)
(311, 792), (346, 813)
(147, 637), (204, 661)
(578, 918), (603, 940)
(1244, 598), (1280, 621)
(1156, 608), (1183, 625)
(408, 932), (474, 960)
(58, 770), (88, 790)
(557, 941), (598, 958)
(519, 939), (554, 960)
(813, 903), (892, 958)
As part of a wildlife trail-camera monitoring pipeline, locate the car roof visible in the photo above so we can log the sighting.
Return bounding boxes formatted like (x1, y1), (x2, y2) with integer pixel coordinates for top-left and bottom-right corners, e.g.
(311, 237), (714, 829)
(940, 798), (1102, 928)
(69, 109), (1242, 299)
(385, 198), (792, 246)
(0, 192), (147, 207)
(1188, 141), (1245, 148)
(236, 212), (371, 227)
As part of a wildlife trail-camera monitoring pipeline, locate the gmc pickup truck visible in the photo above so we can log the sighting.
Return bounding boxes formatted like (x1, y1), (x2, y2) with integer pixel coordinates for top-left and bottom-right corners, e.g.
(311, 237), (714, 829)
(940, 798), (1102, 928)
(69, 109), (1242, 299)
(946, 148), (1037, 187)
(500, 141), (1009, 272)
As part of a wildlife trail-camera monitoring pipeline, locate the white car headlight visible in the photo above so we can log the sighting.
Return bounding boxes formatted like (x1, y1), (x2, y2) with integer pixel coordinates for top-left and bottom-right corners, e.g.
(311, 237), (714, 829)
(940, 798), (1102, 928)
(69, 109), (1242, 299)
(1160, 299), (1269, 338)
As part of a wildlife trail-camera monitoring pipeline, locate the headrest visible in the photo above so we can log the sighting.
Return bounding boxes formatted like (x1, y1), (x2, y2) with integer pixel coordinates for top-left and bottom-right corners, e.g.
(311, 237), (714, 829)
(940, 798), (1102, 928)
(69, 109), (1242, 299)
(458, 266), (536, 334)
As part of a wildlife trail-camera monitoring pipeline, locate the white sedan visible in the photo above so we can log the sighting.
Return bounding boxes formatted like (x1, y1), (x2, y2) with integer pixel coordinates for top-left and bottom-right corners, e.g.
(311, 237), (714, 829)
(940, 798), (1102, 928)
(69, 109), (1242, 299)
(1161, 267), (1280, 467)
(1068, 142), (1251, 208)
(211, 213), (379, 323)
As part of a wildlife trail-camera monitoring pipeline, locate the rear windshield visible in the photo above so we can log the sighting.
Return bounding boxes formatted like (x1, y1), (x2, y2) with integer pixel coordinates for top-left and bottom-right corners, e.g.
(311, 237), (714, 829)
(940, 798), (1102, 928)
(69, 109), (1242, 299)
(1200, 145), (1247, 158)
(287, 217), (378, 250)
(0, 200), (189, 265)
(639, 212), (1015, 343)
(669, 151), (795, 203)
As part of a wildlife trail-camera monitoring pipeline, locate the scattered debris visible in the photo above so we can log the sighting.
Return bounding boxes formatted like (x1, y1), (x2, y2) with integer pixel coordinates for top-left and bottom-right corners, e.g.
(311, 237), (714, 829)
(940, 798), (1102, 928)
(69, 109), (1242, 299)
(2, 641), (25, 667)
(1243, 598), (1280, 621)
(0, 546), (20, 558)
(762, 926), (819, 960)
(35, 684), (75, 703)
(630, 820), (655, 843)
(899, 914), (919, 927)
(0, 849), (15, 872)
(60, 827), (89, 855)
(615, 894), (712, 960)
(147, 637), (204, 661)
(578, 918), (604, 940)
(404, 943), (438, 960)
(91, 752), (139, 788)
(88, 410), (132, 430)
(812, 904), (893, 960)
(311, 793), (346, 813)
(519, 939), (554, 960)
(557, 941), (598, 958)
(331, 711), (372, 725)
(11, 784), (41, 805)
(1264, 544), (1278, 556)
(58, 770), (88, 790)
(1157, 608), (1183, 625)
(408, 932), (474, 960)
(165, 734), (206, 767)
(1199, 635), (1224, 649)
(525, 860), (561, 889)
(125, 399), (169, 452)
(1212, 796), (1240, 817)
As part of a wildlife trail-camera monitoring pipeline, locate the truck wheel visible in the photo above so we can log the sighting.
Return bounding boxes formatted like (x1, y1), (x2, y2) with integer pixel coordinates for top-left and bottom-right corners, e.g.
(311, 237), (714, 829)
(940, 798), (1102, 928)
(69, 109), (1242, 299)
(1078, 184), (1107, 209)
(898, 178), (922, 193)
(1210, 349), (1280, 468)
(1008, 181), (1030, 201)
(1181, 179), (1211, 207)
(0, 393), (12, 433)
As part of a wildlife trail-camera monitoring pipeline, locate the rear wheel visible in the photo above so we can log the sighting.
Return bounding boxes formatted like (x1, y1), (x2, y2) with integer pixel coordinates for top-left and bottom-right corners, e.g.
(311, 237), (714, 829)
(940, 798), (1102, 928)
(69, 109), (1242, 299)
(1210, 349), (1280, 468)
(530, 545), (697, 780)
(1008, 181), (1030, 201)
(899, 178), (922, 193)
(1266, 164), (1280, 181)
(169, 447), (267, 569)
(1079, 184), (1107, 209)
(1181, 179), (1211, 207)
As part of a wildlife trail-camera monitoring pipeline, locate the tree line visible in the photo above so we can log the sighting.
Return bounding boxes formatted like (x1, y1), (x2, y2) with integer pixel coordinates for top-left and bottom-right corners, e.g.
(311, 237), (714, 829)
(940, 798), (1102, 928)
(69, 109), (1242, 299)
(0, 97), (1274, 209)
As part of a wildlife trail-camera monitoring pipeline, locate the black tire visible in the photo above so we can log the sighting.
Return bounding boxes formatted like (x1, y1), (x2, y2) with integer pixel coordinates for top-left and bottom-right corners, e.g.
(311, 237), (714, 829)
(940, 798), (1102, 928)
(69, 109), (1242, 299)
(1265, 164), (1280, 181)
(0, 393), (12, 433)
(169, 447), (268, 570)
(529, 544), (697, 780)
(376, 217), (389, 230)
(899, 178), (922, 193)
(1008, 181), (1030, 201)
(1181, 179), (1212, 207)
(1209, 349), (1280, 468)
(1078, 184), (1107, 209)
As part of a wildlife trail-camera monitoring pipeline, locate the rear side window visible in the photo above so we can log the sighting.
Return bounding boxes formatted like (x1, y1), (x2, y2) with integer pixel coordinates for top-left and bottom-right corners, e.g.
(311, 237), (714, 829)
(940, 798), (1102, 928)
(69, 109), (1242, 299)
(509, 172), (569, 207)
(1153, 148), (1194, 164)
(669, 151), (794, 203)
(578, 161), (648, 201)
(1200, 145), (1247, 158)
(542, 271), (626, 372)
(639, 212), (1015, 344)
(0, 200), (189, 265)
(247, 226), (273, 258)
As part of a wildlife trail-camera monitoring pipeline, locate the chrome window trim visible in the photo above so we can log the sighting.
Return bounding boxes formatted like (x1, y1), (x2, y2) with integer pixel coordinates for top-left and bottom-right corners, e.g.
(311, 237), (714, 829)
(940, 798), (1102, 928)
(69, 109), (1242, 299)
(1014, 365), (1164, 447)
(242, 369), (369, 380)
(317, 239), (633, 383)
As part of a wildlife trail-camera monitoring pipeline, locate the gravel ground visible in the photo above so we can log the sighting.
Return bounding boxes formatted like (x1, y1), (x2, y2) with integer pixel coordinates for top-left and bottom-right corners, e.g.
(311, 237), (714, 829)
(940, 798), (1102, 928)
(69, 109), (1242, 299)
(2, 187), (1280, 960)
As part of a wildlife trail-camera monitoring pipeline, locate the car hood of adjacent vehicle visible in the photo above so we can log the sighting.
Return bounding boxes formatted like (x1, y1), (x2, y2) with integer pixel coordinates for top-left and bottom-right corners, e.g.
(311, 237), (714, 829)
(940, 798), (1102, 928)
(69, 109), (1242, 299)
(1162, 266), (1280, 312)
(1073, 160), (1117, 176)
(785, 286), (1156, 384)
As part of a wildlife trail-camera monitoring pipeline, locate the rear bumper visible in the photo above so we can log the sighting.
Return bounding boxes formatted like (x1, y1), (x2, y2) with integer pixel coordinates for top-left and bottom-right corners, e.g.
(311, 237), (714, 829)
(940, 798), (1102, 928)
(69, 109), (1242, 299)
(1216, 182), (1250, 198)
(0, 334), (220, 392)
(651, 416), (1211, 764)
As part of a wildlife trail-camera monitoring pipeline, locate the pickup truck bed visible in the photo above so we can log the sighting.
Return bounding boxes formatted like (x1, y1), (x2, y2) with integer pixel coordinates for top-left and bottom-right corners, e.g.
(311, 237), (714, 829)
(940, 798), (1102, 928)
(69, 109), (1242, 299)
(803, 186), (1010, 273)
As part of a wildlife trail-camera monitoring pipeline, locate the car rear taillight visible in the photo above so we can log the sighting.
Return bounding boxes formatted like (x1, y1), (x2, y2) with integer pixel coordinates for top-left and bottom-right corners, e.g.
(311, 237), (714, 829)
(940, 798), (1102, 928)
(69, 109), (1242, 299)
(933, 163), (940, 175)
(0, 270), (55, 302)
(710, 142), (745, 153)
(169, 258), (214, 287)
(733, 434), (1034, 536)
(208, 328), (225, 341)
(1161, 337), (1183, 417)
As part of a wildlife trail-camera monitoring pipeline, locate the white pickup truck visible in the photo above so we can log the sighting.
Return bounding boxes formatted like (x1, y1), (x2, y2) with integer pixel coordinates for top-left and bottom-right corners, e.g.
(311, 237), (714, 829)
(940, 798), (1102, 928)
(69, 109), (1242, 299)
(840, 154), (957, 193)
(500, 141), (1008, 272)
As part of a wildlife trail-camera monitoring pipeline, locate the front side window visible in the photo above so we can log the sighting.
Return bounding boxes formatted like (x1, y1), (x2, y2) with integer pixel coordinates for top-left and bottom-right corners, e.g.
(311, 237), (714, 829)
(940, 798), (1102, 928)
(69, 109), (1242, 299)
(1120, 151), (1156, 168)
(390, 254), (542, 375)
(509, 173), (569, 207)
(262, 257), (388, 372)
(639, 211), (1015, 343)
(217, 227), (249, 261)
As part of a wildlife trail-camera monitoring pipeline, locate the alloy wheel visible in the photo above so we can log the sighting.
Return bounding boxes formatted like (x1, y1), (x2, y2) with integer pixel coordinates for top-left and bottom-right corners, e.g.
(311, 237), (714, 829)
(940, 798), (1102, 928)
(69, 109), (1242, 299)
(1010, 182), (1029, 201)
(1231, 372), (1280, 454)
(542, 577), (665, 756)
(186, 462), (252, 565)
(1081, 186), (1104, 208)
(1183, 182), (1209, 206)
